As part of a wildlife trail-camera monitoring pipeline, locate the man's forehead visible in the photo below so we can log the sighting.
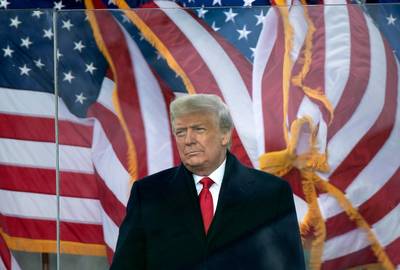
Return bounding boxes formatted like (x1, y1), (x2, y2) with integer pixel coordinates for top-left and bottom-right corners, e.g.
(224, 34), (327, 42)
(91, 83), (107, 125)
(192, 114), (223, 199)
(173, 112), (216, 126)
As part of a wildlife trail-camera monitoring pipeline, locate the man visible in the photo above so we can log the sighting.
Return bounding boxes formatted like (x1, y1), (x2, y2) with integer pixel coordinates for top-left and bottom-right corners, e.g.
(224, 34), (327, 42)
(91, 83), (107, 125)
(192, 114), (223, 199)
(110, 94), (305, 270)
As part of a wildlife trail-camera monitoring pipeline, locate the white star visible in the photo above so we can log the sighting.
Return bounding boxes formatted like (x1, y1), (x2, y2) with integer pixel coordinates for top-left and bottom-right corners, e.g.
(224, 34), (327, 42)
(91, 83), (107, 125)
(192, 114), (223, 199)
(387, 14), (397, 25)
(0, 0), (10, 9)
(2, 45), (14, 57)
(85, 62), (97, 74)
(75, 92), (87, 104)
(10, 16), (22, 28)
(32, 10), (44, 18)
(108, 0), (115, 5)
(56, 49), (63, 61)
(212, 0), (221, 6)
(54, 1), (65, 10)
(156, 51), (163, 60)
(224, 8), (238, 23)
(237, 25), (251, 40)
(121, 14), (130, 23)
(243, 0), (255, 7)
(255, 10), (267, 26)
(196, 6), (208, 19)
(63, 71), (75, 83)
(20, 37), (33, 49)
(43, 28), (54, 40)
(139, 33), (145, 41)
(19, 64), (31, 76)
(34, 58), (45, 69)
(73, 41), (85, 52)
(211, 21), (220, 32)
(187, 0), (194, 3)
(250, 47), (256, 58)
(62, 19), (73, 31)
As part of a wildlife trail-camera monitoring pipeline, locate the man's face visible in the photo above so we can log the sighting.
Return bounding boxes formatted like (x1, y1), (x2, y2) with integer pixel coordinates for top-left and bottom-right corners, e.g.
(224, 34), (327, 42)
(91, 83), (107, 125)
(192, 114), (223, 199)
(173, 112), (230, 176)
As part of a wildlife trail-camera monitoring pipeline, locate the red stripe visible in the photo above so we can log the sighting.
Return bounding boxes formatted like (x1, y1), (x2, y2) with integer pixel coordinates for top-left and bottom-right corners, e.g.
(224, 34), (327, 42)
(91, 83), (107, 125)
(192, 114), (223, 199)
(386, 237), (400, 265)
(261, 9), (287, 152)
(154, 73), (181, 166)
(135, 7), (252, 167)
(329, 35), (398, 191)
(0, 214), (104, 244)
(0, 232), (11, 270)
(327, 6), (371, 140)
(0, 164), (98, 199)
(288, 5), (330, 126)
(283, 168), (306, 200)
(0, 113), (92, 147)
(326, 168), (400, 240)
(93, 8), (148, 178)
(94, 171), (126, 227)
(87, 102), (130, 172)
(322, 246), (376, 270)
(106, 245), (114, 264)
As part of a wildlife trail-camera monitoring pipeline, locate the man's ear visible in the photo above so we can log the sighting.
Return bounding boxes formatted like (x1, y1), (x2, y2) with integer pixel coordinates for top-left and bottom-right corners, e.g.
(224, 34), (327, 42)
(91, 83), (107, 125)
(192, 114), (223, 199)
(221, 130), (232, 146)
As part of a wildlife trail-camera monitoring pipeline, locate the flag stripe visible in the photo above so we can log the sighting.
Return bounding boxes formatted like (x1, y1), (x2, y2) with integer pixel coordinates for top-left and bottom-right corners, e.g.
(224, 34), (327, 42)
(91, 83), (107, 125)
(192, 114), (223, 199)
(0, 233), (11, 270)
(261, 9), (286, 152)
(0, 138), (93, 174)
(95, 172), (126, 227)
(0, 215), (104, 244)
(0, 114), (92, 148)
(322, 246), (376, 270)
(0, 190), (102, 224)
(325, 168), (400, 240)
(386, 237), (400, 265)
(0, 164), (98, 199)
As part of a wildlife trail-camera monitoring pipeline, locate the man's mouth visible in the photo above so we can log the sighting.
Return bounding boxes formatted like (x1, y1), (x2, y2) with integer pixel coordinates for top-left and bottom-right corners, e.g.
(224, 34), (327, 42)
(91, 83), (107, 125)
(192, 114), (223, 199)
(185, 151), (201, 157)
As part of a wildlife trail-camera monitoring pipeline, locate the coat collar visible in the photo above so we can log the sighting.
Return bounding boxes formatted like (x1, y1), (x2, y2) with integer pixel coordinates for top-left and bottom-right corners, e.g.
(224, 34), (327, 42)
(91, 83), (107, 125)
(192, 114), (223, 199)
(166, 152), (256, 247)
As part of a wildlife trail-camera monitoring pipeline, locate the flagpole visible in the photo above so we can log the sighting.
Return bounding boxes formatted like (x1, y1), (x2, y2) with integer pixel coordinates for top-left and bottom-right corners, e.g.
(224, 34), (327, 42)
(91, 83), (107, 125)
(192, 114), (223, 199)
(53, 9), (61, 270)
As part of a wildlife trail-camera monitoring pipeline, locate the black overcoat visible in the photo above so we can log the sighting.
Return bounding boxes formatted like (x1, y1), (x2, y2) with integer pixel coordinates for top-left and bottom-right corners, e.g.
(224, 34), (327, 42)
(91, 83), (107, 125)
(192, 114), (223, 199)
(110, 152), (305, 270)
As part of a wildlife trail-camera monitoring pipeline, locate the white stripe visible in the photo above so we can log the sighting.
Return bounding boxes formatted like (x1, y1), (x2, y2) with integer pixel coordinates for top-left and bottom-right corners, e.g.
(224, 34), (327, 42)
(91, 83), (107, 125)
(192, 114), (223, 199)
(155, 1), (258, 167)
(323, 204), (400, 260)
(0, 138), (93, 173)
(323, 227), (369, 260)
(100, 208), (119, 252)
(0, 190), (102, 224)
(0, 87), (92, 126)
(373, 203), (400, 247)
(11, 256), (21, 270)
(320, 56), (400, 220)
(293, 194), (308, 222)
(324, 4), (351, 108)
(288, 4), (308, 63)
(324, 13), (387, 175)
(97, 77), (116, 114)
(253, 8), (278, 156)
(121, 23), (174, 174)
(0, 257), (6, 270)
(92, 120), (131, 206)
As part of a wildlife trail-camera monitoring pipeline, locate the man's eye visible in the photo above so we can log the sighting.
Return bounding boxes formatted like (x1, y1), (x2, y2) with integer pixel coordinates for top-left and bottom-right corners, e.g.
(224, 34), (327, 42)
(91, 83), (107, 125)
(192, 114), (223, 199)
(175, 130), (186, 137)
(195, 127), (205, 133)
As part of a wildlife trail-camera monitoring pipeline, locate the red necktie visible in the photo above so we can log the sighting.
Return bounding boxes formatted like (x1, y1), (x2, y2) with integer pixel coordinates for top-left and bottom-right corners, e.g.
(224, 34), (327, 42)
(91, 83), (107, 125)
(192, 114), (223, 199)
(199, 177), (214, 234)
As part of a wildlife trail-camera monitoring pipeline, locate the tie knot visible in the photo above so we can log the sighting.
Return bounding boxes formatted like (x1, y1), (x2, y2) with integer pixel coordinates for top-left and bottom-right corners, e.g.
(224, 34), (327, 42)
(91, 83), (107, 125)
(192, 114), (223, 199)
(200, 177), (214, 189)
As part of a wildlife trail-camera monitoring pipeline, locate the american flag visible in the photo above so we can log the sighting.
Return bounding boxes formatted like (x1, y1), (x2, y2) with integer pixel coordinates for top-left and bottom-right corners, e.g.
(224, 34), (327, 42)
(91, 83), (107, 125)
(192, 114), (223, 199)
(0, 0), (399, 269)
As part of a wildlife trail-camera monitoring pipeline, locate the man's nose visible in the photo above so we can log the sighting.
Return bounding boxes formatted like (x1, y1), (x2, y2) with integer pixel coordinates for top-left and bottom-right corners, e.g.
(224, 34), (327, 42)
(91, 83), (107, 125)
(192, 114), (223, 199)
(184, 129), (196, 145)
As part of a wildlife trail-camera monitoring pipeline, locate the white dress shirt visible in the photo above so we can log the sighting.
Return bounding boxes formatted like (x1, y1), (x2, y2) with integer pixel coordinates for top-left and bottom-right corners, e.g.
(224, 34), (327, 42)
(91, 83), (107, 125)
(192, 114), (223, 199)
(192, 158), (226, 214)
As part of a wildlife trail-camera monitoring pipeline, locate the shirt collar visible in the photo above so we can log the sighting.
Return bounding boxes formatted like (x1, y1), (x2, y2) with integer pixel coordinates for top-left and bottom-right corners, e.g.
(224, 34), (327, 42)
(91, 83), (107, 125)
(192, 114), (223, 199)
(193, 158), (226, 187)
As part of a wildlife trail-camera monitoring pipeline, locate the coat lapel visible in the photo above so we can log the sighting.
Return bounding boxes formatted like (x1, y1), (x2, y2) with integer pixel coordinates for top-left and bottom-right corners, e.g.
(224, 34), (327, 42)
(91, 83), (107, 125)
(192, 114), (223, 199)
(165, 165), (206, 241)
(206, 153), (256, 249)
